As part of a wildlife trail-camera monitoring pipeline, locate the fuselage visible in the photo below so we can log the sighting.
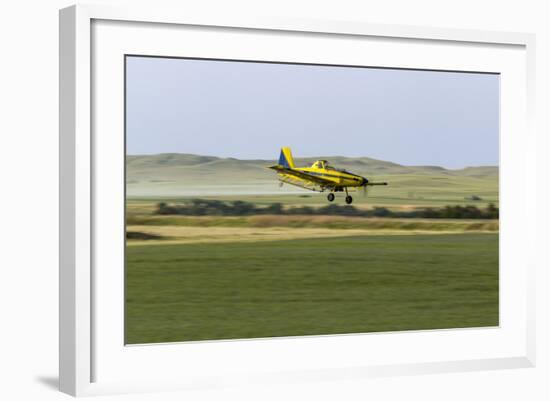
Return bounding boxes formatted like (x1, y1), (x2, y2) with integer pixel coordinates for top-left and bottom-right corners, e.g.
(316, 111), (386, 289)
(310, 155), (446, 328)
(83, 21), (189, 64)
(292, 160), (367, 188)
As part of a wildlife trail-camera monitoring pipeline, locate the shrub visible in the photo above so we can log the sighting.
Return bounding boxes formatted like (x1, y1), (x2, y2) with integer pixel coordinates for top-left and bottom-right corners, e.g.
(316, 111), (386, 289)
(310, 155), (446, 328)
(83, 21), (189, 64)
(153, 199), (499, 219)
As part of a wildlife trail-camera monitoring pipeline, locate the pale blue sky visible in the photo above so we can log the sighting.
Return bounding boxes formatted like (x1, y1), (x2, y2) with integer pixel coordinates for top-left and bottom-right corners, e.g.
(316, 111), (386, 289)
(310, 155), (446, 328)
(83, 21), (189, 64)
(126, 56), (499, 169)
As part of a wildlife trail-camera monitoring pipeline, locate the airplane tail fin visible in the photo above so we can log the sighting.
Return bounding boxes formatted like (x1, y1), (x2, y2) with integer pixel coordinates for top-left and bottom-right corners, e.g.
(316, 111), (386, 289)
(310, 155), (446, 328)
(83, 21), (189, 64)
(278, 147), (295, 168)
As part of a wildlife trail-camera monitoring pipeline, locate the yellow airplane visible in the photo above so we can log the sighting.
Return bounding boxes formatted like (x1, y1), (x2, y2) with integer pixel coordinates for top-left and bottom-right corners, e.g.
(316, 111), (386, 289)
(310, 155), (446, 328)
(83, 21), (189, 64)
(268, 147), (388, 204)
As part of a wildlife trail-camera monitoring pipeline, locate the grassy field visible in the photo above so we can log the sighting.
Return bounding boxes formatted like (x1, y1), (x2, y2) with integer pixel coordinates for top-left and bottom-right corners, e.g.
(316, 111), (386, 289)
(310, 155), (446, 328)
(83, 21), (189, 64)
(125, 153), (499, 343)
(126, 195), (499, 247)
(126, 233), (499, 344)
(126, 215), (498, 246)
(127, 214), (499, 231)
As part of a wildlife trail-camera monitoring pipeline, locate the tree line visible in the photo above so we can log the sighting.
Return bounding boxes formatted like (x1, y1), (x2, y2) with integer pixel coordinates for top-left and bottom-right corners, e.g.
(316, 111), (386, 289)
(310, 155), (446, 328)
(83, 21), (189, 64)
(155, 199), (499, 219)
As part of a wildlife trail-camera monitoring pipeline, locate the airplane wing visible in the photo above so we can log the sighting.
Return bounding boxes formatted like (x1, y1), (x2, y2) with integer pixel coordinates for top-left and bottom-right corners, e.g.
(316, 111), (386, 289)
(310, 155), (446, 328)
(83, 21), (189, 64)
(277, 174), (323, 191)
(268, 165), (336, 188)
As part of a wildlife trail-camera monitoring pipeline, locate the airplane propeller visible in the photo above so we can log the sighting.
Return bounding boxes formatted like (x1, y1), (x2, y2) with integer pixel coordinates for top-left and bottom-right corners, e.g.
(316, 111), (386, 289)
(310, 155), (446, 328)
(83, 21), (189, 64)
(359, 176), (370, 197)
(359, 176), (388, 197)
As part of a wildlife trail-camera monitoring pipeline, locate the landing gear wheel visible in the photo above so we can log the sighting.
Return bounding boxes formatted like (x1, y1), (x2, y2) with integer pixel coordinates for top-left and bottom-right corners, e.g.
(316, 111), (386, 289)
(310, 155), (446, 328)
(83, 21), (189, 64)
(327, 193), (335, 202)
(345, 195), (353, 205)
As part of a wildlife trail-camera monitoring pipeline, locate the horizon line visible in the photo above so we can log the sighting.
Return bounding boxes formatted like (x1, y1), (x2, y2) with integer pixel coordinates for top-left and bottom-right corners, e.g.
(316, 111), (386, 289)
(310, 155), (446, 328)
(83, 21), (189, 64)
(126, 152), (499, 171)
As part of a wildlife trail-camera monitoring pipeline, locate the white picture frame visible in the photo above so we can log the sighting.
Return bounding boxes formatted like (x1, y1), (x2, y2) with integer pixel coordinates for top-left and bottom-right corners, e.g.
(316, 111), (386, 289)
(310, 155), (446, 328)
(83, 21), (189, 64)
(59, 4), (536, 397)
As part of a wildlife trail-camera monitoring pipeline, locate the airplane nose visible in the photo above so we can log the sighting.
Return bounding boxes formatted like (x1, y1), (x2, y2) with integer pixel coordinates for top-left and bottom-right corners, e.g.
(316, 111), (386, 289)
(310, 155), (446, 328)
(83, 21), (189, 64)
(361, 177), (369, 185)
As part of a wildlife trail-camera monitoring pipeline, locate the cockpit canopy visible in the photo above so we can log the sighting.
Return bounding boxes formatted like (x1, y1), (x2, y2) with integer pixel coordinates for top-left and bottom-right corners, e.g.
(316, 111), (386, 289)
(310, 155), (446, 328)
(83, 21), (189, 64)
(310, 160), (350, 173)
(311, 160), (328, 169)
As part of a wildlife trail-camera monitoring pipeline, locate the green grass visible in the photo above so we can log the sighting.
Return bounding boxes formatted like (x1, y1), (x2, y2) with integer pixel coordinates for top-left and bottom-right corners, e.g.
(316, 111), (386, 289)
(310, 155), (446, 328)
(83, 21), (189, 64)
(126, 233), (499, 344)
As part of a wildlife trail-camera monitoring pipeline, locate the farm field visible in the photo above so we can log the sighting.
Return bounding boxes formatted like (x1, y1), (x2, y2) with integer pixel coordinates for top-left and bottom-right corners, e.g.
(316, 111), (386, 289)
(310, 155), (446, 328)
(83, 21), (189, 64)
(126, 223), (498, 245)
(126, 233), (499, 344)
(125, 153), (500, 344)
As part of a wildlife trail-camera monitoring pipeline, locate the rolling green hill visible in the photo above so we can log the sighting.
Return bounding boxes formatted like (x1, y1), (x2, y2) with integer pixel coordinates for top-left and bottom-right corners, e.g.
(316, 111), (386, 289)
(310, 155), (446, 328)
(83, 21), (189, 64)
(126, 153), (498, 205)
